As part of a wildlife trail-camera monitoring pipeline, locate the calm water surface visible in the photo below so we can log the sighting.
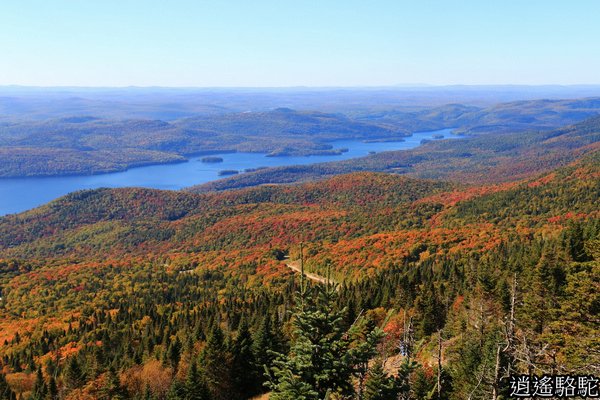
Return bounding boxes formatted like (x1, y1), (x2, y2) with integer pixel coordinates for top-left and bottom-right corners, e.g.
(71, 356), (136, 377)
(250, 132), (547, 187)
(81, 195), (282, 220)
(0, 129), (457, 215)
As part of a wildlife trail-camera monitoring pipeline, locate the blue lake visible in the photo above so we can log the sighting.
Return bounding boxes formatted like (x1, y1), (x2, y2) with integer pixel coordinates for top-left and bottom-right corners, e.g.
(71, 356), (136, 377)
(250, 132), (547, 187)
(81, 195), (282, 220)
(0, 129), (457, 216)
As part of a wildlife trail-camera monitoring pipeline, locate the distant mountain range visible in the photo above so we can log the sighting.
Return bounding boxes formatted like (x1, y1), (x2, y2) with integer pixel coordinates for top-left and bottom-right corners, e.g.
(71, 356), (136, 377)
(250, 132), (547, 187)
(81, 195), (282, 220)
(0, 94), (599, 178)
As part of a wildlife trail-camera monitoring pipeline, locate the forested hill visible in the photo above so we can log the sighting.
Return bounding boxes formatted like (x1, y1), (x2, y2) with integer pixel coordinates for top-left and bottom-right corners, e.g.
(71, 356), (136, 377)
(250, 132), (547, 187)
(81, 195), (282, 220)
(1, 148), (598, 257)
(0, 150), (598, 398)
(357, 97), (600, 134)
(0, 173), (453, 256)
(1, 96), (600, 178)
(0, 150), (597, 263)
(0, 109), (406, 177)
(190, 113), (600, 192)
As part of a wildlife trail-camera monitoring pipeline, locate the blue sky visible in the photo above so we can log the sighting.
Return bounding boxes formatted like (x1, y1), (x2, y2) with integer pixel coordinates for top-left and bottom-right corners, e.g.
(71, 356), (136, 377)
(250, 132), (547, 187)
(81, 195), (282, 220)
(0, 0), (598, 87)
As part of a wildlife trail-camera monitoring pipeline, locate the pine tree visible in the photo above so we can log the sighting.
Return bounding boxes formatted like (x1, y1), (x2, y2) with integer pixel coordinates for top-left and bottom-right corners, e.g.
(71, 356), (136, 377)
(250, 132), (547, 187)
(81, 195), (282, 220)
(231, 320), (261, 399)
(267, 280), (384, 400)
(46, 376), (58, 400)
(252, 314), (275, 371)
(166, 378), (185, 400)
(63, 356), (84, 390)
(167, 337), (182, 370)
(184, 358), (209, 400)
(142, 384), (153, 400)
(30, 367), (47, 400)
(200, 325), (232, 400)
(396, 358), (418, 398)
(523, 248), (564, 334)
(166, 357), (209, 400)
(363, 361), (399, 400)
(100, 366), (127, 400)
(414, 281), (445, 338)
(567, 221), (590, 262)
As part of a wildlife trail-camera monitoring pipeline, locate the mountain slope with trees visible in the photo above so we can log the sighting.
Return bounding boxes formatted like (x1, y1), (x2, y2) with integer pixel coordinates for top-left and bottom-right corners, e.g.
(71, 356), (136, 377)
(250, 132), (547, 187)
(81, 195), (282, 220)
(0, 149), (598, 399)
(191, 113), (600, 192)
(0, 110), (406, 177)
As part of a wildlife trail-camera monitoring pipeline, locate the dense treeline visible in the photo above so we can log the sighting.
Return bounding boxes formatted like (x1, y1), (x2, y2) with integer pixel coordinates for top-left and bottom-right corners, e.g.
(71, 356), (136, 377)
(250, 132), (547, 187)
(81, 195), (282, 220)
(0, 150), (599, 398)
(0, 220), (597, 399)
(0, 260), (292, 399)
(0, 173), (451, 259)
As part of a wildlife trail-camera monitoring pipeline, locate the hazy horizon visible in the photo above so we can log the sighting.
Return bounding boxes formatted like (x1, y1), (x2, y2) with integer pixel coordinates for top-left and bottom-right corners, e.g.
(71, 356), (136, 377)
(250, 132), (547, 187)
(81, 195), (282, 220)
(2, 83), (600, 90)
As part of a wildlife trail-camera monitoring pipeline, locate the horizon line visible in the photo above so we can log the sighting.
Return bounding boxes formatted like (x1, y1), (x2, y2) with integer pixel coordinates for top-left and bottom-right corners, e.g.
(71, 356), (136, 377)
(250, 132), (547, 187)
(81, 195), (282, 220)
(2, 83), (600, 91)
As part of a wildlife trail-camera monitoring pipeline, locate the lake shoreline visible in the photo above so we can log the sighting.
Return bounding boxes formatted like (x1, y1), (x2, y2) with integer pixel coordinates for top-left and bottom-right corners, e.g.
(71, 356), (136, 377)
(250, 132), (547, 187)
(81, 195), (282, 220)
(0, 128), (459, 216)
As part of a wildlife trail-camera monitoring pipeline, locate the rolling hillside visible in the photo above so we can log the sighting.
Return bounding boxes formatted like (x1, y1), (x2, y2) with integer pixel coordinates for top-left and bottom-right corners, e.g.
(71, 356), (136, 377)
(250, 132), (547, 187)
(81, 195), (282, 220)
(191, 113), (600, 192)
(1, 95), (599, 178)
(0, 151), (597, 398)
(0, 109), (405, 177)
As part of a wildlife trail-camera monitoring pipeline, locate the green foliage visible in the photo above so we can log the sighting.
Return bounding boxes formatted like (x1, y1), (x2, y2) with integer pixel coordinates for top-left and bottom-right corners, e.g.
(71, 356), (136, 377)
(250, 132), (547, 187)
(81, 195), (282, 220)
(29, 367), (47, 400)
(267, 281), (385, 400)
(201, 326), (233, 400)
(363, 361), (399, 400)
(0, 145), (599, 399)
(100, 366), (128, 400)
(0, 109), (405, 178)
(183, 358), (209, 400)
(63, 356), (85, 390)
(192, 114), (600, 191)
(231, 320), (261, 398)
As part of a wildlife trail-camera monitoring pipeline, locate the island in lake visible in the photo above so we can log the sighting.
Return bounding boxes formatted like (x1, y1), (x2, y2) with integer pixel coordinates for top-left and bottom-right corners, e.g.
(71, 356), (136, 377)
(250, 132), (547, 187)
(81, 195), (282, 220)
(201, 156), (224, 163)
(218, 169), (239, 176)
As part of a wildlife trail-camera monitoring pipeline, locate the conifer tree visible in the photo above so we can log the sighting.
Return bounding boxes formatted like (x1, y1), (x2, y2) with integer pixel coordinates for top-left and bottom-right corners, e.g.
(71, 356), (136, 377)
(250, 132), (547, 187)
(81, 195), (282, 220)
(267, 279), (384, 400)
(100, 366), (127, 400)
(167, 337), (182, 370)
(166, 378), (185, 400)
(46, 376), (58, 400)
(184, 358), (209, 400)
(30, 367), (47, 400)
(363, 361), (399, 400)
(252, 314), (275, 372)
(231, 320), (261, 399)
(414, 281), (444, 338)
(142, 384), (153, 400)
(200, 325), (232, 400)
(63, 356), (84, 390)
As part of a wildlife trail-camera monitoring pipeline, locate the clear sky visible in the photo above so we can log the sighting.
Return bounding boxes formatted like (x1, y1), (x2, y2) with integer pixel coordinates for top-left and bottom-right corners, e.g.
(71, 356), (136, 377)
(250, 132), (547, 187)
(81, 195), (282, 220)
(1, 0), (599, 87)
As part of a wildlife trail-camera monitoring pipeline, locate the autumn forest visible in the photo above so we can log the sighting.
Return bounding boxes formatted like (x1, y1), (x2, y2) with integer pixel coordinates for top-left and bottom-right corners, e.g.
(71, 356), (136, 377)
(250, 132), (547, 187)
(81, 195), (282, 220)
(0, 94), (598, 398)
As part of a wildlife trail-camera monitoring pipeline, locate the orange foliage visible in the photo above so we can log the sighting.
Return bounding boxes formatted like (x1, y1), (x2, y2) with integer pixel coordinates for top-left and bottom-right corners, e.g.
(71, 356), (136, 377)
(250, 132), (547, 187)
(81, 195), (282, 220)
(527, 172), (556, 188)
(121, 359), (173, 399)
(451, 295), (465, 312)
(6, 372), (35, 397)
(415, 182), (518, 207)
